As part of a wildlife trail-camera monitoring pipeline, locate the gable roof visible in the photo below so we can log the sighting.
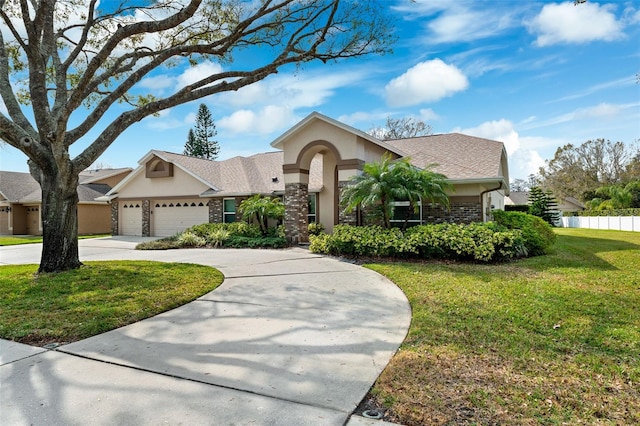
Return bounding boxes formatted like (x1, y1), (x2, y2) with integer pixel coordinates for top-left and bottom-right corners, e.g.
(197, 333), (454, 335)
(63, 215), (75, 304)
(79, 167), (131, 184)
(385, 133), (507, 181)
(0, 171), (41, 202)
(107, 150), (324, 198)
(270, 111), (408, 157)
(0, 171), (112, 203)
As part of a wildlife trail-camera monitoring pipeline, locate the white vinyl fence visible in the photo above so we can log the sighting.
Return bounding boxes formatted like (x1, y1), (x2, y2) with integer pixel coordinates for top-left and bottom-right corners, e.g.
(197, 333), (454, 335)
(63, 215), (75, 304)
(561, 216), (640, 232)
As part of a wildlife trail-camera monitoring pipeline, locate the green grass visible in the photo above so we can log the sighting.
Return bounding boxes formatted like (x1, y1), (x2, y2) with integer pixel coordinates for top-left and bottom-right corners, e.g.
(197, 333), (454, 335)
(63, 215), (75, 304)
(366, 228), (640, 425)
(0, 234), (110, 246)
(0, 261), (224, 345)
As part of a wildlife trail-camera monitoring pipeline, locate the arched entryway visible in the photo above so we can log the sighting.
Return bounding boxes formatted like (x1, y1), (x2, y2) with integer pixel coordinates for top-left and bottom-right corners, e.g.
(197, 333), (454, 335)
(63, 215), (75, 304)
(271, 112), (400, 243)
(282, 139), (365, 242)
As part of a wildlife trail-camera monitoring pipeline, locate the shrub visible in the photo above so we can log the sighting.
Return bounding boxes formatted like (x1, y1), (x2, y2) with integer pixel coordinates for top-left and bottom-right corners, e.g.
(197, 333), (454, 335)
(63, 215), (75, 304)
(207, 228), (230, 247)
(186, 222), (262, 239)
(177, 231), (206, 248)
(491, 210), (556, 256)
(136, 237), (181, 250)
(310, 223), (528, 262)
(308, 222), (325, 236)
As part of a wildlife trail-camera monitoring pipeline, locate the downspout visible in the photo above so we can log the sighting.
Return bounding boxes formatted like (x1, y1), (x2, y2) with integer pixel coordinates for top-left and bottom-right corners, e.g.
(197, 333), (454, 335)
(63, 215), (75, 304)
(480, 181), (505, 222)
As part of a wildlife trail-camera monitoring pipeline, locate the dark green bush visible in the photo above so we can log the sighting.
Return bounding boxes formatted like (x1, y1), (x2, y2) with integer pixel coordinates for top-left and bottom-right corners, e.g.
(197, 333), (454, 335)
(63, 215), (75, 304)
(491, 210), (556, 256)
(309, 223), (529, 262)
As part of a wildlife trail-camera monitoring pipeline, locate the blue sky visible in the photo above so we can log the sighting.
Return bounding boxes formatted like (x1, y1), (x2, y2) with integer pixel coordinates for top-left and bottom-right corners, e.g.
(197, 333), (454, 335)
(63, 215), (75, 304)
(1, 0), (639, 181)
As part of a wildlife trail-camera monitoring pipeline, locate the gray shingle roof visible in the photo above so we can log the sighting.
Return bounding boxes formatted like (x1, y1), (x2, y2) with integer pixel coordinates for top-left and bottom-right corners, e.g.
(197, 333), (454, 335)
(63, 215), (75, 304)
(153, 150), (324, 196)
(0, 171), (41, 201)
(79, 168), (131, 184)
(0, 171), (111, 203)
(385, 133), (505, 180)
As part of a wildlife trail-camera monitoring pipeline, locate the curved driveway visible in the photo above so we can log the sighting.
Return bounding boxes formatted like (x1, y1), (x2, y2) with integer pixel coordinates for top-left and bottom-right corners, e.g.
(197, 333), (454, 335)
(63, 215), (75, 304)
(1, 237), (410, 425)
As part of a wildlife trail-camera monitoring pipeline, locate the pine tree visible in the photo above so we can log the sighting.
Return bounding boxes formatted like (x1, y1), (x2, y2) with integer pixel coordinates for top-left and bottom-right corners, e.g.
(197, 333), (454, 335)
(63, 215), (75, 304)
(528, 186), (559, 226)
(184, 104), (220, 160)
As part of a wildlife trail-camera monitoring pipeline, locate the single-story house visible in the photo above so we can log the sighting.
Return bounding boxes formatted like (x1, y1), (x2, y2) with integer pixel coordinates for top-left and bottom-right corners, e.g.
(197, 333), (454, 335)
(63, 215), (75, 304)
(505, 191), (585, 214)
(0, 168), (131, 235)
(102, 112), (509, 242)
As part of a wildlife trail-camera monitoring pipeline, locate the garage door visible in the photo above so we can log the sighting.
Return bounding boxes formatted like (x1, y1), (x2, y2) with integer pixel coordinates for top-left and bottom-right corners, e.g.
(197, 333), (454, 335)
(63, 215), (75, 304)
(152, 199), (209, 237)
(121, 202), (142, 236)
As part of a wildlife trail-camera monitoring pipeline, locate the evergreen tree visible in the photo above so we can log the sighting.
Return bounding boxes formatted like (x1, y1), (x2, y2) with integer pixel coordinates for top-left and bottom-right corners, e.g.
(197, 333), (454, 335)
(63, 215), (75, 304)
(184, 104), (220, 160)
(528, 186), (559, 226)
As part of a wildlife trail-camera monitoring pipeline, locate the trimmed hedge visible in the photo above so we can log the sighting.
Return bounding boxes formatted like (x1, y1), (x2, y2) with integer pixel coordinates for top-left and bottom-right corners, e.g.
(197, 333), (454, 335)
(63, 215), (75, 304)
(310, 222), (531, 262)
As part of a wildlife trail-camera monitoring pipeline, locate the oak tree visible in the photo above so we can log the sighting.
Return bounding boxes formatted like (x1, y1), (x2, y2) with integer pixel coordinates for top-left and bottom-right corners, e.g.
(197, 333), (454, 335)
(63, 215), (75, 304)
(0, 0), (393, 272)
(538, 139), (636, 201)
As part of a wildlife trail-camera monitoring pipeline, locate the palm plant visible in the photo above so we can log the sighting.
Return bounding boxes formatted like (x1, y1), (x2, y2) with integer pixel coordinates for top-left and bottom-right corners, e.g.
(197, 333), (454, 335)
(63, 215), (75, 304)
(393, 160), (451, 230)
(341, 153), (451, 229)
(239, 195), (285, 235)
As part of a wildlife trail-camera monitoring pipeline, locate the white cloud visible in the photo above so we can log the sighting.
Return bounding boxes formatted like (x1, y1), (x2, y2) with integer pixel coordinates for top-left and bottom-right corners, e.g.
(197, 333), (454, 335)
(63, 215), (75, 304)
(176, 61), (224, 89)
(138, 74), (175, 91)
(573, 102), (623, 119)
(455, 119), (563, 179)
(338, 111), (386, 127)
(509, 147), (547, 179)
(521, 102), (637, 130)
(428, 9), (515, 44)
(528, 2), (624, 46)
(217, 106), (298, 135)
(456, 119), (520, 156)
(419, 108), (440, 122)
(385, 59), (468, 107)
(215, 70), (365, 110)
(393, 1), (519, 44)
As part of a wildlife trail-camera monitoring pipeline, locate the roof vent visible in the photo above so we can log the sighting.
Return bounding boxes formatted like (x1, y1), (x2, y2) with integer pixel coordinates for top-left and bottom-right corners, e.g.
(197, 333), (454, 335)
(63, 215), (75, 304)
(272, 177), (279, 183)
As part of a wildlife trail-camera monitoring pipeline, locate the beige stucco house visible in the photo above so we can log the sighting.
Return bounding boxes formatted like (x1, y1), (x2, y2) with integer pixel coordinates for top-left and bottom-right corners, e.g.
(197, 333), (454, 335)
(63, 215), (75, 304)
(102, 112), (510, 242)
(0, 168), (131, 235)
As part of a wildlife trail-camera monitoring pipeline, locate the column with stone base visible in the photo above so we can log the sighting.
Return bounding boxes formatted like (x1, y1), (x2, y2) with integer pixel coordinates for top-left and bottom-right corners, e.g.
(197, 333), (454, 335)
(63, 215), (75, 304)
(284, 182), (309, 243)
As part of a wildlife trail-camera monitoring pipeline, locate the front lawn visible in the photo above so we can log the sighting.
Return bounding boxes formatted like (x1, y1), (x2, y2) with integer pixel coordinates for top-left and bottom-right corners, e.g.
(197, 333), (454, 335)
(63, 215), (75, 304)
(367, 228), (640, 425)
(0, 261), (223, 345)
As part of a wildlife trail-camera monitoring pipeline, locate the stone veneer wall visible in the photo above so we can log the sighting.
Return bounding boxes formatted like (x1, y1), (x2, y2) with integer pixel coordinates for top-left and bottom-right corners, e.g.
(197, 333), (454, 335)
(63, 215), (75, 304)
(209, 198), (222, 223)
(337, 181), (358, 226)
(111, 202), (119, 235)
(142, 199), (150, 236)
(284, 182), (308, 243)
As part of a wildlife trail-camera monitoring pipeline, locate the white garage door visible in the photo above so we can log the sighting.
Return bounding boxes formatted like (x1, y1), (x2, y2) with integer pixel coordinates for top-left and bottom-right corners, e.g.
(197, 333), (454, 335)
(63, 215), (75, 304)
(152, 199), (209, 237)
(121, 202), (142, 236)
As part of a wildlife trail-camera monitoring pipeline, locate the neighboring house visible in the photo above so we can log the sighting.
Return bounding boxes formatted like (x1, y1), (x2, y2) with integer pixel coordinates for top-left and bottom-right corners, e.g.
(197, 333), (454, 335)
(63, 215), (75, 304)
(505, 191), (585, 214)
(0, 168), (131, 235)
(103, 112), (510, 242)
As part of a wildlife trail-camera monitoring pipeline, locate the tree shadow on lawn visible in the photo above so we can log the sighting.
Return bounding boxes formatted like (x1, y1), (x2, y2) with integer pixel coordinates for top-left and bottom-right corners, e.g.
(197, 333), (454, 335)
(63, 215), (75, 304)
(529, 232), (640, 271)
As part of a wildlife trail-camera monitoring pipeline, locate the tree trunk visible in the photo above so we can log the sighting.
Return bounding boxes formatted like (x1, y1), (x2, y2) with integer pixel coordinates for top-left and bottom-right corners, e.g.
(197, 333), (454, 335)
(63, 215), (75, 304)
(37, 170), (82, 273)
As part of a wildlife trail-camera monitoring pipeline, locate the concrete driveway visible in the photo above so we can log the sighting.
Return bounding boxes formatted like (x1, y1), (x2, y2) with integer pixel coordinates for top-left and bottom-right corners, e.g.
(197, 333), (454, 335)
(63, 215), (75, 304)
(0, 237), (410, 425)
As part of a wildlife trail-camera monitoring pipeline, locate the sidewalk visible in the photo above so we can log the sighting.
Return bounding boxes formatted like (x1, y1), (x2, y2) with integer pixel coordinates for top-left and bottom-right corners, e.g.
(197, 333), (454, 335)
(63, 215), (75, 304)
(1, 238), (410, 425)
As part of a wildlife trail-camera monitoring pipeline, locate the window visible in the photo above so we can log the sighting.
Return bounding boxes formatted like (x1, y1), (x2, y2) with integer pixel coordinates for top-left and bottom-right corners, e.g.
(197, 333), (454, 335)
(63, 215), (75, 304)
(308, 194), (317, 223)
(390, 200), (422, 225)
(223, 198), (236, 223)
